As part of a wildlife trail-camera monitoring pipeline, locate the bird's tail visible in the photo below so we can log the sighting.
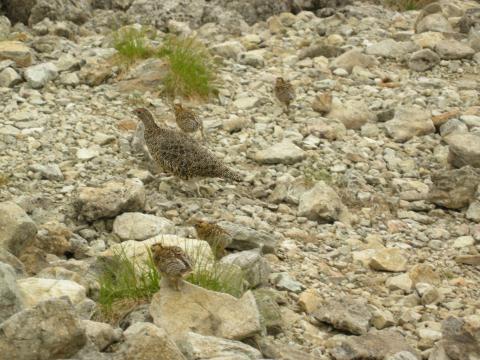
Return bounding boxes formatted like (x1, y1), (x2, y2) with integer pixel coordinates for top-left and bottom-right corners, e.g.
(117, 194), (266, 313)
(223, 167), (243, 182)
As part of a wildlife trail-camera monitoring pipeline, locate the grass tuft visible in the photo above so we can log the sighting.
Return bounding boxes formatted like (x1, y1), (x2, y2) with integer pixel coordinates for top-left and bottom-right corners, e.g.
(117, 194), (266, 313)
(157, 35), (218, 99)
(383, 0), (436, 11)
(112, 26), (155, 64)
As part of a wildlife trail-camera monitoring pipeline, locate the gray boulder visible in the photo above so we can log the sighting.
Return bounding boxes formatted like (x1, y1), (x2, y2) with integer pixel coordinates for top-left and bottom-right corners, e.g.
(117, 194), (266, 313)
(0, 262), (23, 323)
(298, 181), (345, 223)
(445, 133), (480, 168)
(385, 106), (434, 143)
(408, 49), (440, 72)
(0, 201), (37, 256)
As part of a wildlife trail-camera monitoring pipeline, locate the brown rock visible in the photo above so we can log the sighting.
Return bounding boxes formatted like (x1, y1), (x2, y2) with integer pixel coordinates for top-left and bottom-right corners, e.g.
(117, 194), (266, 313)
(0, 41), (32, 67)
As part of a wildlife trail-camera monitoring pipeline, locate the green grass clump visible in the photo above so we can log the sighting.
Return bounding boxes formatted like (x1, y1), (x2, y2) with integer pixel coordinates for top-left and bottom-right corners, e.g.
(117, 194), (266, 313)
(303, 166), (332, 185)
(157, 35), (218, 99)
(383, 0), (436, 11)
(187, 262), (245, 298)
(113, 27), (155, 63)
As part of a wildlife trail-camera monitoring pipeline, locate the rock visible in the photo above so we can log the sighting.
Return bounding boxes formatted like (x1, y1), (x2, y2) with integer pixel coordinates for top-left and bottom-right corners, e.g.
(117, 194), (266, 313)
(0, 249), (25, 276)
(255, 337), (319, 360)
(445, 133), (480, 168)
(253, 288), (283, 334)
(150, 281), (261, 342)
(298, 181), (345, 223)
(0, 262), (23, 323)
(428, 166), (480, 209)
(366, 39), (418, 59)
(299, 288), (322, 314)
(36, 221), (72, 256)
(305, 117), (347, 140)
(312, 92), (332, 114)
(118, 303), (152, 330)
(218, 221), (278, 253)
(218, 0), (292, 25)
(83, 320), (121, 351)
(369, 248), (408, 272)
(0, 67), (22, 87)
(416, 13), (453, 34)
(440, 316), (480, 360)
(180, 332), (262, 360)
(29, 163), (64, 180)
(385, 106), (434, 143)
(29, 0), (92, 25)
(76, 146), (100, 160)
(412, 31), (445, 49)
(254, 140), (306, 165)
(17, 277), (87, 307)
(415, 282), (441, 305)
(118, 322), (185, 360)
(328, 99), (373, 130)
(386, 273), (413, 292)
(408, 264), (441, 286)
(102, 235), (213, 266)
(434, 40), (475, 60)
(0, 201), (37, 256)
(466, 201), (480, 222)
(459, 8), (480, 34)
(314, 297), (372, 335)
(453, 236), (474, 248)
(455, 255), (480, 266)
(440, 119), (468, 137)
(24, 62), (59, 89)
(408, 49), (440, 72)
(113, 212), (175, 241)
(330, 48), (377, 73)
(210, 40), (246, 59)
(0, 41), (32, 67)
(238, 49), (265, 68)
(371, 308), (395, 330)
(59, 72), (80, 86)
(330, 329), (419, 360)
(273, 272), (304, 293)
(0, 298), (87, 360)
(74, 178), (146, 221)
(221, 249), (271, 288)
(0, 16), (11, 38)
(233, 96), (261, 110)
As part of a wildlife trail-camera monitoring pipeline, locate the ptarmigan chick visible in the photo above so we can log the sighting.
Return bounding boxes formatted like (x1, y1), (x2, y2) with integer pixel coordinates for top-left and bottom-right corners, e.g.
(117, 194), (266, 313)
(151, 243), (192, 291)
(133, 108), (242, 182)
(173, 103), (205, 141)
(193, 220), (231, 259)
(274, 77), (295, 114)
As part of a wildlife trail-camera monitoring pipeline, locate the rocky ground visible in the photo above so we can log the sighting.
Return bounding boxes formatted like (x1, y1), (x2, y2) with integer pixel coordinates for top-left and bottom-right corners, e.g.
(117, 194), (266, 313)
(1, 0), (480, 359)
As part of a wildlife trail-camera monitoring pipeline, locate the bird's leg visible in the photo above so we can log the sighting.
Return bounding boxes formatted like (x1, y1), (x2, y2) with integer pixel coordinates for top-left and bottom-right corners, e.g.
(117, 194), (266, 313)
(174, 277), (181, 291)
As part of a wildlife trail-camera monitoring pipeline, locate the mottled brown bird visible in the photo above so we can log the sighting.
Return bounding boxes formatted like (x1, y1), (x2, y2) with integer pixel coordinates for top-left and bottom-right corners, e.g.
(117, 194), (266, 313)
(133, 108), (242, 182)
(173, 103), (205, 141)
(193, 220), (231, 259)
(274, 77), (295, 114)
(151, 243), (192, 291)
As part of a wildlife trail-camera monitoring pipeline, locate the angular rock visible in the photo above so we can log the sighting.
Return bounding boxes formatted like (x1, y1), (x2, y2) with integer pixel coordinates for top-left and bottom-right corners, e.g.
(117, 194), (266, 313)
(408, 264), (441, 286)
(416, 13), (453, 34)
(24, 62), (59, 89)
(366, 39), (419, 59)
(428, 166), (479, 209)
(254, 140), (306, 165)
(330, 48), (377, 73)
(415, 282), (441, 305)
(29, 0), (92, 25)
(435, 40), (475, 60)
(221, 249), (271, 288)
(408, 49), (440, 72)
(210, 40), (246, 60)
(218, 221), (278, 253)
(371, 308), (395, 330)
(385, 106), (434, 142)
(0, 67), (22, 87)
(273, 272), (304, 293)
(314, 297), (372, 335)
(0, 41), (32, 67)
(253, 288), (283, 334)
(445, 133), (480, 168)
(386, 273), (413, 292)
(36, 221), (72, 256)
(466, 201), (480, 222)
(298, 181), (344, 223)
(328, 99), (373, 130)
(369, 248), (408, 272)
(150, 281), (261, 342)
(440, 316), (480, 360)
(29, 163), (64, 180)
(299, 288), (322, 314)
(440, 119), (468, 137)
(0, 262), (23, 323)
(459, 8), (480, 34)
(113, 212), (175, 241)
(74, 178), (146, 221)
(0, 201), (37, 256)
(330, 329), (419, 360)
(0, 298), (87, 360)
(180, 332), (262, 359)
(312, 92), (332, 114)
(17, 277), (87, 307)
(83, 320), (121, 351)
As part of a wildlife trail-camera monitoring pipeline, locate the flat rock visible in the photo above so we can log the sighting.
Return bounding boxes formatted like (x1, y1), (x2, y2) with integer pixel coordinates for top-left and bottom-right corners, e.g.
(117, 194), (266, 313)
(0, 201), (37, 256)
(434, 39), (475, 60)
(17, 277), (87, 307)
(298, 181), (345, 223)
(408, 49), (440, 71)
(428, 166), (479, 209)
(24, 62), (59, 89)
(416, 13), (453, 33)
(0, 262), (23, 323)
(0, 41), (32, 67)
(218, 221), (278, 253)
(273, 272), (304, 293)
(385, 106), (434, 142)
(328, 99), (373, 130)
(180, 332), (262, 360)
(211, 40), (246, 59)
(254, 140), (306, 165)
(408, 264), (441, 286)
(366, 39), (419, 59)
(0, 298), (87, 360)
(330, 329), (419, 360)
(369, 248), (408, 272)
(74, 178), (146, 221)
(445, 133), (480, 168)
(330, 48), (377, 73)
(314, 297), (372, 335)
(150, 281), (261, 342)
(113, 212), (175, 241)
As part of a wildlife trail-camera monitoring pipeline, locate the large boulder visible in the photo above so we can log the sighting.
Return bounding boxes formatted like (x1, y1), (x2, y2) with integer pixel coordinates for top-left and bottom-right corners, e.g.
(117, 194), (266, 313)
(0, 298), (87, 360)
(218, 221), (278, 253)
(0, 41), (33, 67)
(0, 201), (37, 256)
(24, 62), (59, 89)
(2, 0), (37, 24)
(29, 0), (92, 25)
(113, 212), (175, 241)
(17, 278), (87, 307)
(385, 106), (434, 142)
(445, 133), (480, 168)
(0, 262), (23, 323)
(150, 280), (262, 342)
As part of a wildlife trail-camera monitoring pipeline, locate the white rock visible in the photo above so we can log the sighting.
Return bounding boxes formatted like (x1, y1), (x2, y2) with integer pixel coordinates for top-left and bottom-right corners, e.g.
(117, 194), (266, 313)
(0, 67), (22, 87)
(113, 212), (175, 241)
(76, 146), (100, 160)
(453, 236), (474, 248)
(17, 278), (87, 307)
(24, 62), (59, 89)
(254, 140), (306, 165)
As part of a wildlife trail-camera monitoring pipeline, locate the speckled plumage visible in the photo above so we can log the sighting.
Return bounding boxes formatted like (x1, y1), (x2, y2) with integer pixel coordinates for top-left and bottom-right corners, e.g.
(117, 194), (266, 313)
(151, 243), (192, 290)
(194, 220), (231, 259)
(133, 108), (242, 181)
(274, 77), (295, 114)
(173, 103), (205, 140)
